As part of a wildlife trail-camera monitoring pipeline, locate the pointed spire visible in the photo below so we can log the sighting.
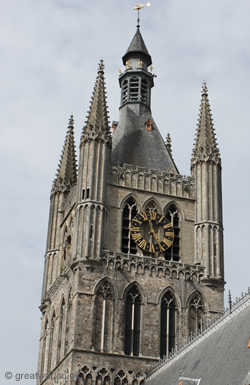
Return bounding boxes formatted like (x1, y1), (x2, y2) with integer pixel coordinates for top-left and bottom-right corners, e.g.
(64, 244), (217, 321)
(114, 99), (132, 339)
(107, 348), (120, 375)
(52, 115), (77, 194)
(122, 28), (152, 66)
(81, 60), (111, 145)
(191, 83), (221, 166)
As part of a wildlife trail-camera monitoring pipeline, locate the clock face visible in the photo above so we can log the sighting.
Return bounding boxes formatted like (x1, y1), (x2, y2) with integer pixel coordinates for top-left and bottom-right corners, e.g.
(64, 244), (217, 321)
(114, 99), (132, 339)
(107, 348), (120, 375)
(130, 211), (174, 253)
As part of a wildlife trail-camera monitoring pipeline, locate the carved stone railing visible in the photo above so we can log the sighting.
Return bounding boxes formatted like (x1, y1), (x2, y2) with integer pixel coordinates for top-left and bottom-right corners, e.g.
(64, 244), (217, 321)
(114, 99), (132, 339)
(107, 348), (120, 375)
(101, 252), (205, 282)
(111, 164), (195, 199)
(147, 288), (250, 380)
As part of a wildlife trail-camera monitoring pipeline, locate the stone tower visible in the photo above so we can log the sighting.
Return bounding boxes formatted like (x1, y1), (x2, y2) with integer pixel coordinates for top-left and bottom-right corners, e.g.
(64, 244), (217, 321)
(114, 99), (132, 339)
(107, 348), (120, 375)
(37, 25), (224, 385)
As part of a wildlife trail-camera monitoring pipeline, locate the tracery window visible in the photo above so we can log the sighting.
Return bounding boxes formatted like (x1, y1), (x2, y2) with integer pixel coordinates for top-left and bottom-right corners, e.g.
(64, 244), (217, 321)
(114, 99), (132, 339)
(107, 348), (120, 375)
(124, 286), (141, 356)
(165, 205), (180, 261)
(188, 293), (204, 335)
(94, 282), (114, 352)
(121, 198), (138, 254)
(160, 291), (176, 358)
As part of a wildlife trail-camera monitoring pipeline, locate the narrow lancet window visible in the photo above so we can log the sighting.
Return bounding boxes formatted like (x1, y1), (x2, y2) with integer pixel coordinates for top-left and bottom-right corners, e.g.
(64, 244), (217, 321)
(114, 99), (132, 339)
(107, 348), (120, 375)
(122, 198), (138, 254)
(124, 286), (141, 356)
(188, 293), (204, 335)
(160, 291), (176, 358)
(94, 282), (113, 352)
(165, 205), (180, 261)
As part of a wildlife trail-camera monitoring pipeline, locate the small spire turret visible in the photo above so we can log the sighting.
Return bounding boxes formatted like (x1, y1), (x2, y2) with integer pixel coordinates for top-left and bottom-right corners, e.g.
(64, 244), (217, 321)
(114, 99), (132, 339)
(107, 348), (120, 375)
(52, 115), (77, 194)
(191, 83), (221, 168)
(81, 60), (111, 146)
(165, 133), (173, 157)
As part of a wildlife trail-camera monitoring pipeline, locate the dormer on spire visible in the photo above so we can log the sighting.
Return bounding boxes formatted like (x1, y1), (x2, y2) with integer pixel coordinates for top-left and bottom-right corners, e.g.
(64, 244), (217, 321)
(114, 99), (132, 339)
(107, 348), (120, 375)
(81, 60), (111, 146)
(52, 115), (77, 194)
(191, 83), (221, 168)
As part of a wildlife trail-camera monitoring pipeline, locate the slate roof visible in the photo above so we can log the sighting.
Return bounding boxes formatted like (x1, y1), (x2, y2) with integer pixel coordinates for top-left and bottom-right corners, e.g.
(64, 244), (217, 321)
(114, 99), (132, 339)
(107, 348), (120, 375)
(122, 28), (152, 66)
(112, 105), (178, 173)
(147, 291), (250, 385)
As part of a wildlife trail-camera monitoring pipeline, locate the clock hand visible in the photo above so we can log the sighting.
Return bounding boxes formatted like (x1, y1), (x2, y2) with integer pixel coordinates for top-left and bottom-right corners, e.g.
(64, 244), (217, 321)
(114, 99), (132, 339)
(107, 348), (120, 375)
(148, 218), (163, 251)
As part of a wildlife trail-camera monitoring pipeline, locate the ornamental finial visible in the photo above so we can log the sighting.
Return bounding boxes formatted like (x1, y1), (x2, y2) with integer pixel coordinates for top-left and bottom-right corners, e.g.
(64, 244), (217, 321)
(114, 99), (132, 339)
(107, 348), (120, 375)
(132, 3), (151, 29)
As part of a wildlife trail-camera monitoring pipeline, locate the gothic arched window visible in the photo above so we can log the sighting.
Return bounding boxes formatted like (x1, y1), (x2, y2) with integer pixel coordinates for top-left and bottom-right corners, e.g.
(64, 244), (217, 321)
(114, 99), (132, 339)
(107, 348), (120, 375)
(122, 198), (138, 254)
(57, 298), (65, 363)
(40, 318), (48, 377)
(64, 289), (73, 355)
(124, 285), (141, 356)
(188, 293), (204, 335)
(94, 282), (114, 352)
(165, 205), (180, 261)
(160, 291), (176, 358)
(47, 311), (56, 372)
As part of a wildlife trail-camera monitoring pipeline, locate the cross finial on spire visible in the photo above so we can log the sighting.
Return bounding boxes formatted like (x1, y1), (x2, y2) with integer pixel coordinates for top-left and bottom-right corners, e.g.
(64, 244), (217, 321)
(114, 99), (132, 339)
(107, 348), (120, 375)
(132, 3), (151, 29)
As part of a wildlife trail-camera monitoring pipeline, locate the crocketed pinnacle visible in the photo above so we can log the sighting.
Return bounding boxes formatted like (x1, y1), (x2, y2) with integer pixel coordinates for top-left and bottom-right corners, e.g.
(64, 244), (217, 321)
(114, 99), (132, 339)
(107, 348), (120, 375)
(191, 83), (221, 166)
(81, 60), (111, 145)
(52, 115), (77, 193)
(165, 133), (173, 156)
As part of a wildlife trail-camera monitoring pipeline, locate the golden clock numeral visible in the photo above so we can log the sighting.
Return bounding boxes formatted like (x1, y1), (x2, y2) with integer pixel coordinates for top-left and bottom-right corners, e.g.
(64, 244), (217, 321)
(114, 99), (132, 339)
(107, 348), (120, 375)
(130, 227), (140, 232)
(133, 218), (142, 225)
(162, 238), (173, 247)
(131, 233), (142, 241)
(165, 231), (174, 238)
(138, 239), (147, 250)
(149, 243), (155, 253)
(140, 211), (148, 221)
(163, 223), (172, 229)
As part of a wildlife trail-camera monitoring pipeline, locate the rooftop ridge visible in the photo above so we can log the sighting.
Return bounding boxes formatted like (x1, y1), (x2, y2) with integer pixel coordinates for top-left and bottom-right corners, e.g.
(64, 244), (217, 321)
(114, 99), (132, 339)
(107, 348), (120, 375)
(147, 287), (250, 380)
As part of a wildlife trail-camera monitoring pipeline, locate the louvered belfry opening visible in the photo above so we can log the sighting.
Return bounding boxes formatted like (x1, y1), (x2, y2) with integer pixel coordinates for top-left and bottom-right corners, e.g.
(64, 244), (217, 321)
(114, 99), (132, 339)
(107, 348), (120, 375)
(160, 292), (176, 358)
(122, 198), (138, 254)
(124, 286), (141, 356)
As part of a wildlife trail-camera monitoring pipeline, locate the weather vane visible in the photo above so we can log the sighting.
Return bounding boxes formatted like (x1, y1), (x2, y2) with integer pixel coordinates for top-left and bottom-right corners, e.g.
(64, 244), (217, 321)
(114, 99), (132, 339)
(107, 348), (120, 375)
(132, 3), (151, 28)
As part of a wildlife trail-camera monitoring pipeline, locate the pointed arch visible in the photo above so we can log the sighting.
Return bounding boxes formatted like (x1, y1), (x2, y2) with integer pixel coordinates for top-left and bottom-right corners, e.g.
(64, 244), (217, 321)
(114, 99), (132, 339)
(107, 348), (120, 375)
(124, 284), (142, 356)
(164, 203), (181, 262)
(187, 291), (204, 335)
(56, 297), (66, 364)
(94, 279), (114, 353)
(142, 197), (161, 213)
(160, 289), (177, 358)
(47, 310), (56, 371)
(121, 196), (138, 254)
(40, 317), (48, 377)
(64, 288), (73, 355)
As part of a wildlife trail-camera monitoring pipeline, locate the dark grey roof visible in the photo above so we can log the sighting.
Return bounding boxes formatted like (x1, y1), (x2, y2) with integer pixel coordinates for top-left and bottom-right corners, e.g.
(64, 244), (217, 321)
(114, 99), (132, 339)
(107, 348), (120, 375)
(112, 105), (178, 173)
(147, 295), (250, 385)
(122, 28), (152, 66)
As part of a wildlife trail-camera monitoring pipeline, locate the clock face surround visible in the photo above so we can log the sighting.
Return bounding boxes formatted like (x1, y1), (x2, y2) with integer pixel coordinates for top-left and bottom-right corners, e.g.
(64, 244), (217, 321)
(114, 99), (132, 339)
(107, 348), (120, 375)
(130, 211), (174, 253)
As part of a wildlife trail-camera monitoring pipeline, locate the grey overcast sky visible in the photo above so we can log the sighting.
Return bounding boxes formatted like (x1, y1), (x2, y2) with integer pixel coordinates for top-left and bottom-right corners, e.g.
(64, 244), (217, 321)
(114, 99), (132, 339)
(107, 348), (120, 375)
(1, 0), (250, 382)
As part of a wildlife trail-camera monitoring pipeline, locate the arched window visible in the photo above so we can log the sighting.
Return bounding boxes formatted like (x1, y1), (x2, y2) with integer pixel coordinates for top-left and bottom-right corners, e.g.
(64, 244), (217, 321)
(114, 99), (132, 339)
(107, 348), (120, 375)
(122, 198), (138, 254)
(124, 285), (141, 356)
(40, 318), (48, 377)
(47, 311), (56, 372)
(165, 205), (180, 261)
(122, 79), (128, 105)
(188, 293), (204, 335)
(129, 77), (139, 101)
(94, 282), (114, 352)
(141, 78), (148, 103)
(57, 298), (65, 363)
(64, 289), (73, 355)
(160, 291), (176, 358)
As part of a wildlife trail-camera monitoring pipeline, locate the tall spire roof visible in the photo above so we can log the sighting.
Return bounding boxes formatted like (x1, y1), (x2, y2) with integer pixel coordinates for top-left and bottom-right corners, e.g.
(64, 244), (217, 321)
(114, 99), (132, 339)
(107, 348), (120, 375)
(122, 28), (152, 66)
(191, 83), (221, 166)
(81, 60), (111, 145)
(52, 115), (77, 193)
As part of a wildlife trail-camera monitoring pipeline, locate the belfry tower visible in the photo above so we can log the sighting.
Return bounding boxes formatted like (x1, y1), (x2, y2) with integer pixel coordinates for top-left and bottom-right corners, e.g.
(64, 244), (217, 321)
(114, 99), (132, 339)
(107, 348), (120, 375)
(37, 22), (224, 385)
